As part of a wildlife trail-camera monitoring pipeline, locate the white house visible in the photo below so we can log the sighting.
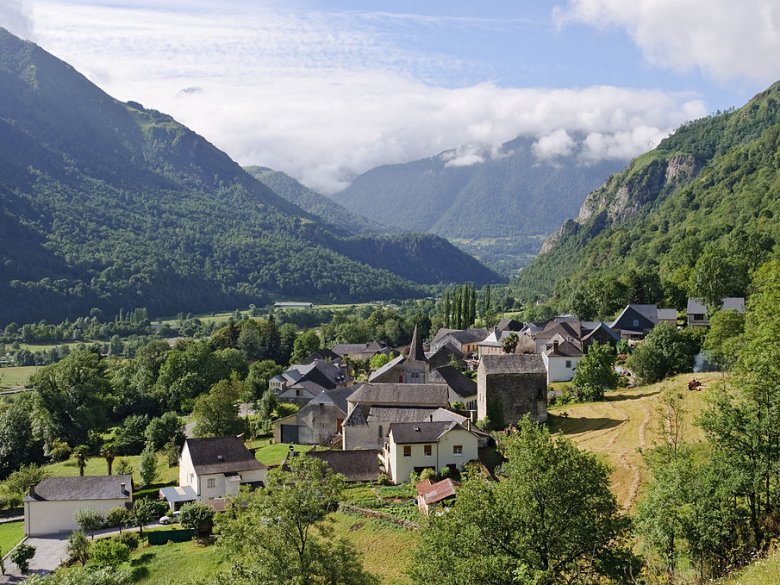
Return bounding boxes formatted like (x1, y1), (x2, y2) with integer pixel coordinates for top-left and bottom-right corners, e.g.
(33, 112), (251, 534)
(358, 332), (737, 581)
(542, 340), (583, 383)
(24, 475), (132, 537)
(178, 437), (267, 502)
(381, 421), (479, 485)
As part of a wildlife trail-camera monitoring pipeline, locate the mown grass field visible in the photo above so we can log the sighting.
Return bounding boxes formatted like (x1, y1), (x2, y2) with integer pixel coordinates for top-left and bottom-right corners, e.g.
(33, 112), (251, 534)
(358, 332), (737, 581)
(0, 520), (24, 555)
(0, 365), (39, 388)
(720, 549), (780, 584)
(548, 372), (722, 510)
(247, 438), (313, 466)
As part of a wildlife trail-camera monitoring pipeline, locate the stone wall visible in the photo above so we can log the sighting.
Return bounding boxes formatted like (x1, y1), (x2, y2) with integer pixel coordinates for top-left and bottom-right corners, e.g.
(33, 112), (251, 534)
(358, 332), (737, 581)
(477, 370), (547, 427)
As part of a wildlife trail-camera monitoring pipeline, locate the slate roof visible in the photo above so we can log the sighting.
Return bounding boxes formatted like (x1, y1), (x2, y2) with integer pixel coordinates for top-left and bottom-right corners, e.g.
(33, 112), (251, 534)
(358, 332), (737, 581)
(26, 475), (133, 502)
(332, 341), (385, 359)
(429, 366), (477, 400)
(389, 421), (471, 444)
(308, 450), (380, 482)
(347, 383), (450, 406)
(686, 298), (707, 314)
(536, 319), (581, 341)
(657, 308), (678, 321)
(365, 406), (440, 423)
(480, 354), (546, 375)
(343, 406), (368, 426)
(308, 386), (357, 413)
(368, 354), (404, 382)
(544, 341), (583, 358)
(721, 297), (746, 312)
(302, 349), (342, 364)
(185, 437), (266, 475)
(581, 322), (620, 344)
(495, 318), (524, 332)
(426, 345), (464, 370)
(417, 478), (460, 506)
(610, 304), (659, 332)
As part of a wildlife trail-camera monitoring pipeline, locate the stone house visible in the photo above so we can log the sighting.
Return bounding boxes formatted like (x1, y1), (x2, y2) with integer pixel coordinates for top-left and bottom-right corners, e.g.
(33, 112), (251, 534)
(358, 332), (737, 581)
(477, 354), (547, 427)
(273, 386), (356, 445)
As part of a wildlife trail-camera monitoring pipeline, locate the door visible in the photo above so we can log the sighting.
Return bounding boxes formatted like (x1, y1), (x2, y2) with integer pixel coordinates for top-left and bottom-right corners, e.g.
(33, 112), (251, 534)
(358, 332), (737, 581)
(281, 425), (299, 443)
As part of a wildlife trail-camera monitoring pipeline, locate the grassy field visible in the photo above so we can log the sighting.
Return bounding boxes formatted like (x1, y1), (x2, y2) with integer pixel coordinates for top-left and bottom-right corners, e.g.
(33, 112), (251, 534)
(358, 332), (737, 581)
(331, 512), (417, 585)
(720, 549), (780, 584)
(548, 372), (721, 510)
(248, 438), (314, 466)
(0, 521), (24, 555)
(0, 365), (39, 388)
(125, 540), (228, 584)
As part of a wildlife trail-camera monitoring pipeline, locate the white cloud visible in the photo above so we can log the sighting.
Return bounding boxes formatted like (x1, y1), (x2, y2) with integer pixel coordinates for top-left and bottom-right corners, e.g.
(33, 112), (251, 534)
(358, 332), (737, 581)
(532, 129), (576, 160)
(25, 0), (709, 193)
(555, 0), (780, 84)
(441, 144), (486, 167)
(0, 0), (34, 40)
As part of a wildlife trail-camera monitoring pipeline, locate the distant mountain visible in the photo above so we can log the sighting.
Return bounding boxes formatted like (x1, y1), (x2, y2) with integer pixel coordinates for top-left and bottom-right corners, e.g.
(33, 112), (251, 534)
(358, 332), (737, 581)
(0, 28), (501, 324)
(331, 137), (625, 240)
(515, 81), (780, 311)
(244, 166), (387, 235)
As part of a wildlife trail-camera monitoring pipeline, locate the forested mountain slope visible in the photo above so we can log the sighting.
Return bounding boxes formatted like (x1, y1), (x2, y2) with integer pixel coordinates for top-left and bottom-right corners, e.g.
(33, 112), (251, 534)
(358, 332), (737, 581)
(245, 166), (388, 235)
(0, 28), (500, 324)
(331, 136), (625, 239)
(515, 81), (780, 313)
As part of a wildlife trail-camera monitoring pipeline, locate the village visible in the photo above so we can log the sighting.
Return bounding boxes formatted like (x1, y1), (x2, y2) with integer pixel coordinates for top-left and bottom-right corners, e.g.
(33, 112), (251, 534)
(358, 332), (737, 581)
(0, 295), (747, 582)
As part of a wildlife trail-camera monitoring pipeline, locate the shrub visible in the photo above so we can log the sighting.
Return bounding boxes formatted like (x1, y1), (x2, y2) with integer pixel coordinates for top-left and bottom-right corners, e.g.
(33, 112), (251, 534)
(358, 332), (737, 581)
(48, 439), (72, 462)
(114, 459), (133, 476)
(10, 543), (36, 573)
(88, 539), (130, 568)
(116, 532), (139, 551)
(418, 468), (436, 483)
(180, 502), (215, 538)
(67, 530), (90, 565)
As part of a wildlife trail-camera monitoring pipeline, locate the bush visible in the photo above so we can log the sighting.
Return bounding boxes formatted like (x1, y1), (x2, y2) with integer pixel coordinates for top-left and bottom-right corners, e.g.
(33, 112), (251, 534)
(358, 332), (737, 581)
(628, 323), (697, 384)
(10, 543), (36, 573)
(48, 439), (72, 462)
(87, 539), (130, 568)
(67, 530), (90, 565)
(180, 502), (215, 538)
(114, 459), (133, 476)
(418, 468), (436, 483)
(116, 532), (139, 551)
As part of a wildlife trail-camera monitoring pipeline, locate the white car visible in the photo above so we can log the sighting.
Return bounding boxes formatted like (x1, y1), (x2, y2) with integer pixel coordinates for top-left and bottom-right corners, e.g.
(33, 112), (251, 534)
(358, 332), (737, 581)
(159, 511), (181, 525)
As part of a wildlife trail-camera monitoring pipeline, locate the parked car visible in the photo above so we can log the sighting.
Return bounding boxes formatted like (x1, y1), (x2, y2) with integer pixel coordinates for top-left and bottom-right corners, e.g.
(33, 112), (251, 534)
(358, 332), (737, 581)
(159, 511), (181, 525)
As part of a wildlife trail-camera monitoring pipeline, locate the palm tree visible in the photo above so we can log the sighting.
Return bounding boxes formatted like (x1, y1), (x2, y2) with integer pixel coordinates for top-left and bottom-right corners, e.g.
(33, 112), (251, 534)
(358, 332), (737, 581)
(101, 444), (116, 475)
(73, 445), (90, 476)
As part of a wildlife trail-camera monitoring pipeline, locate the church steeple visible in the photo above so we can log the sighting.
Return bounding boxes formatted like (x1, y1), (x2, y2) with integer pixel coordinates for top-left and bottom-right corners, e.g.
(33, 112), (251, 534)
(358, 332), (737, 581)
(405, 324), (426, 364)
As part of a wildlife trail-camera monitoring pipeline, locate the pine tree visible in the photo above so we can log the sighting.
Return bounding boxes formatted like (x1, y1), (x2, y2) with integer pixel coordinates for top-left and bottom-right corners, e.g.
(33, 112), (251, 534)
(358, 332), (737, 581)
(444, 290), (451, 329)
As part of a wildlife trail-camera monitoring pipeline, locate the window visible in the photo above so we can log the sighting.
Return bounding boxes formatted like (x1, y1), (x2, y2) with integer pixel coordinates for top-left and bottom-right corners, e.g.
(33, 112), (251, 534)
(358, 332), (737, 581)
(453, 445), (463, 456)
(694, 314), (704, 321)
(424, 445), (432, 456)
(633, 319), (639, 327)
(403, 446), (412, 457)
(565, 360), (572, 368)
(207, 478), (215, 488)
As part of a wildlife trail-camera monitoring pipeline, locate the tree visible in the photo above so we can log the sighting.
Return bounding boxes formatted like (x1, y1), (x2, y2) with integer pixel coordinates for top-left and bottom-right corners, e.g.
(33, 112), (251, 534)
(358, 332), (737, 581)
(0, 402), (44, 479)
(245, 360), (283, 402)
(100, 444), (116, 476)
(369, 352), (391, 371)
(290, 330), (321, 365)
(139, 447), (158, 486)
(10, 543), (36, 574)
(572, 341), (618, 401)
(72, 445), (90, 477)
(193, 379), (245, 438)
(180, 502), (215, 539)
(114, 459), (133, 476)
(501, 332), (519, 354)
(113, 415), (150, 456)
(2, 464), (50, 504)
(88, 539), (130, 568)
(627, 323), (697, 384)
(31, 351), (112, 446)
(75, 509), (105, 539)
(702, 309), (744, 371)
(131, 499), (158, 537)
(215, 455), (377, 585)
(409, 418), (634, 584)
(144, 412), (185, 452)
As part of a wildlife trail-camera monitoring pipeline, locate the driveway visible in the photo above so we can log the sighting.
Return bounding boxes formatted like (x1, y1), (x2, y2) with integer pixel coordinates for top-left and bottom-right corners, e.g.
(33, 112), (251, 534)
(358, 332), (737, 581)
(1, 536), (69, 582)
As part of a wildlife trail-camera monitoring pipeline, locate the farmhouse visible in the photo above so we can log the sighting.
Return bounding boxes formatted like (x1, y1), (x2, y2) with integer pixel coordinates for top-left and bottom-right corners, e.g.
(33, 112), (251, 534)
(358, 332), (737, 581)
(24, 475), (132, 537)
(477, 354), (547, 427)
(178, 437), (267, 501)
(687, 297), (745, 327)
(381, 421), (479, 484)
(273, 386), (356, 445)
(542, 340), (583, 383)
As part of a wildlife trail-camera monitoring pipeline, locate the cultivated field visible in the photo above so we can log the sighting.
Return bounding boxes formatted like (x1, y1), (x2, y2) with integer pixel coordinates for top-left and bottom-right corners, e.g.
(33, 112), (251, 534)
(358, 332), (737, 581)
(0, 365), (38, 388)
(548, 372), (722, 510)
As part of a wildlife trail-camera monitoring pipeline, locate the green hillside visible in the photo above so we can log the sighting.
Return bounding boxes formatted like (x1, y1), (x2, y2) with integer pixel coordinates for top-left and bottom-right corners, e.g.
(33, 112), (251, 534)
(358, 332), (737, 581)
(245, 165), (387, 235)
(515, 81), (780, 312)
(0, 28), (500, 325)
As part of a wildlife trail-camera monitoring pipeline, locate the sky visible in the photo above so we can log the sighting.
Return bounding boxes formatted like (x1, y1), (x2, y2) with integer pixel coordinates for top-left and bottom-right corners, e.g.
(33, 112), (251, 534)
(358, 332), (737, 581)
(1, 0), (779, 193)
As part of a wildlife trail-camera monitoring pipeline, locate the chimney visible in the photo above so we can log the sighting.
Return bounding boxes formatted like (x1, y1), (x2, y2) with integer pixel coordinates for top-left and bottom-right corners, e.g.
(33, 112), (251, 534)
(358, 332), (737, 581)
(466, 420), (471, 431)
(429, 414), (433, 422)
(29, 484), (36, 497)
(120, 482), (126, 495)
(553, 340), (559, 352)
